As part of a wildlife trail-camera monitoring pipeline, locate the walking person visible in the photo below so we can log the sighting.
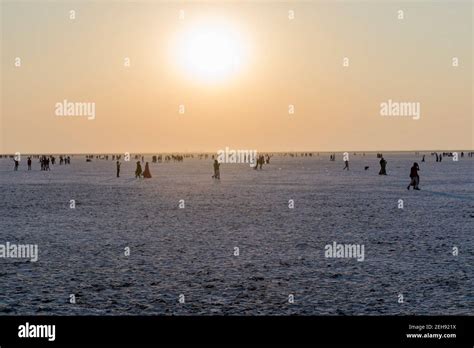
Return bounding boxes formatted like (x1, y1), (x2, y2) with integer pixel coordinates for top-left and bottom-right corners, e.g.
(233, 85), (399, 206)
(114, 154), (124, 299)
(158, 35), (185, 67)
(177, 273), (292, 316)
(343, 160), (349, 170)
(135, 161), (142, 178)
(407, 162), (420, 190)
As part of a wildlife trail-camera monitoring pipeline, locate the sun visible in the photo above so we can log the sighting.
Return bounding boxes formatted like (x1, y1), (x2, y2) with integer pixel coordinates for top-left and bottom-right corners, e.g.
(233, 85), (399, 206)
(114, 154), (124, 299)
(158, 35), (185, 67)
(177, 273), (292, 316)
(174, 21), (246, 83)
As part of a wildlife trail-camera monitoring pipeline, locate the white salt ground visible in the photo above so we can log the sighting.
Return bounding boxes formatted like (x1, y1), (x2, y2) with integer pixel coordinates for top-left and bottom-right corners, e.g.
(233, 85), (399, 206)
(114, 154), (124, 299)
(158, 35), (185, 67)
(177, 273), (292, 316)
(0, 153), (472, 315)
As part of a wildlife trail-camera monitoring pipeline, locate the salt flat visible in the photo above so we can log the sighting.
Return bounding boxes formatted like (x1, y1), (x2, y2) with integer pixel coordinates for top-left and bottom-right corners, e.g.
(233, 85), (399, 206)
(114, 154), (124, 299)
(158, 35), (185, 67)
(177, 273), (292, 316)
(0, 153), (472, 315)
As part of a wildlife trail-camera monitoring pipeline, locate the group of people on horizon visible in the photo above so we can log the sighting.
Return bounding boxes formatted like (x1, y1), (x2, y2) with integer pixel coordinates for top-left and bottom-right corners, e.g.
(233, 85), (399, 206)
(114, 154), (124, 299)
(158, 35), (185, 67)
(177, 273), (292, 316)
(11, 155), (71, 171)
(114, 160), (152, 179)
(9, 151), (473, 193)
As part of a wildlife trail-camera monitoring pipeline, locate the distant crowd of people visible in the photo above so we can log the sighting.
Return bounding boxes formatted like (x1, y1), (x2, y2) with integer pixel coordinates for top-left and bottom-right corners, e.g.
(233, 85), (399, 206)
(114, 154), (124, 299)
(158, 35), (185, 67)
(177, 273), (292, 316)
(6, 151), (473, 192)
(11, 155), (71, 171)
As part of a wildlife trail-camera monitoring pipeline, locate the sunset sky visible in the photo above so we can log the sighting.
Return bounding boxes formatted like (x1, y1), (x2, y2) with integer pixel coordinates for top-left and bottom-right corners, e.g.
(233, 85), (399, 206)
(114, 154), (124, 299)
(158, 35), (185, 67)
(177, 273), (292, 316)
(1, 1), (472, 154)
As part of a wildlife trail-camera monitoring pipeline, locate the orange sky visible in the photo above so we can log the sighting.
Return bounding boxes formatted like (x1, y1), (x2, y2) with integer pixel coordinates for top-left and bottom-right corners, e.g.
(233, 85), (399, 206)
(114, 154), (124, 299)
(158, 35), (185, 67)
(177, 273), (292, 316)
(1, 1), (472, 154)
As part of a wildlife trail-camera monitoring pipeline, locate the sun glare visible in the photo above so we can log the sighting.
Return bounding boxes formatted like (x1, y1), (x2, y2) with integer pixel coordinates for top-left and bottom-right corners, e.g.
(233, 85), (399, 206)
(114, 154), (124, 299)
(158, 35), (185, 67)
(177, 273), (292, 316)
(174, 21), (246, 83)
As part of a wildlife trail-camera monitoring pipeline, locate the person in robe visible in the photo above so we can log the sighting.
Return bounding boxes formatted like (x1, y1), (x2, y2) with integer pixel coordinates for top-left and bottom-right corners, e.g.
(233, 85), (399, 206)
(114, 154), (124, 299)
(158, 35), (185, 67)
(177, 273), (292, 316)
(143, 162), (152, 178)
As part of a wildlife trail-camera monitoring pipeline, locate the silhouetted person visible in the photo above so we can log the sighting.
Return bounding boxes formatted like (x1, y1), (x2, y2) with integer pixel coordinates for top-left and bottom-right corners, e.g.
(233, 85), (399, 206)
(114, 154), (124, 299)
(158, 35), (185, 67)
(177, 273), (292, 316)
(379, 157), (387, 175)
(422, 155), (425, 162)
(143, 162), (152, 178)
(116, 161), (121, 178)
(14, 159), (19, 171)
(439, 154), (442, 162)
(27, 157), (32, 170)
(343, 160), (349, 170)
(135, 161), (142, 178)
(408, 162), (420, 190)
(212, 160), (220, 179)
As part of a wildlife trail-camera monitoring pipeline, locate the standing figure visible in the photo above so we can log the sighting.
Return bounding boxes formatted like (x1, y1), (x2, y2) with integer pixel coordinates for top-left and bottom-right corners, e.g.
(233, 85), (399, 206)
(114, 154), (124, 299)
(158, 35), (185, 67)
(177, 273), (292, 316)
(143, 162), (152, 178)
(27, 157), (32, 170)
(407, 162), (420, 190)
(116, 161), (121, 178)
(379, 157), (387, 175)
(259, 155), (264, 170)
(135, 161), (142, 178)
(212, 159), (220, 179)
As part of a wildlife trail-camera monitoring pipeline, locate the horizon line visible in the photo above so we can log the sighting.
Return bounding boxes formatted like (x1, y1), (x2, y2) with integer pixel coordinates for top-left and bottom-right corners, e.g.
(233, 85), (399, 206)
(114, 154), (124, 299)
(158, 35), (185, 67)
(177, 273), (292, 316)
(1, 149), (473, 156)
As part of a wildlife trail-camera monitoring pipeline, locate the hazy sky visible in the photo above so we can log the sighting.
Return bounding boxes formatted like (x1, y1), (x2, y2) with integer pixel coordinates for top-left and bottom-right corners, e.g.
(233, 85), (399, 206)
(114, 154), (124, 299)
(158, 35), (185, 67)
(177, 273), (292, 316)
(1, 0), (472, 153)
